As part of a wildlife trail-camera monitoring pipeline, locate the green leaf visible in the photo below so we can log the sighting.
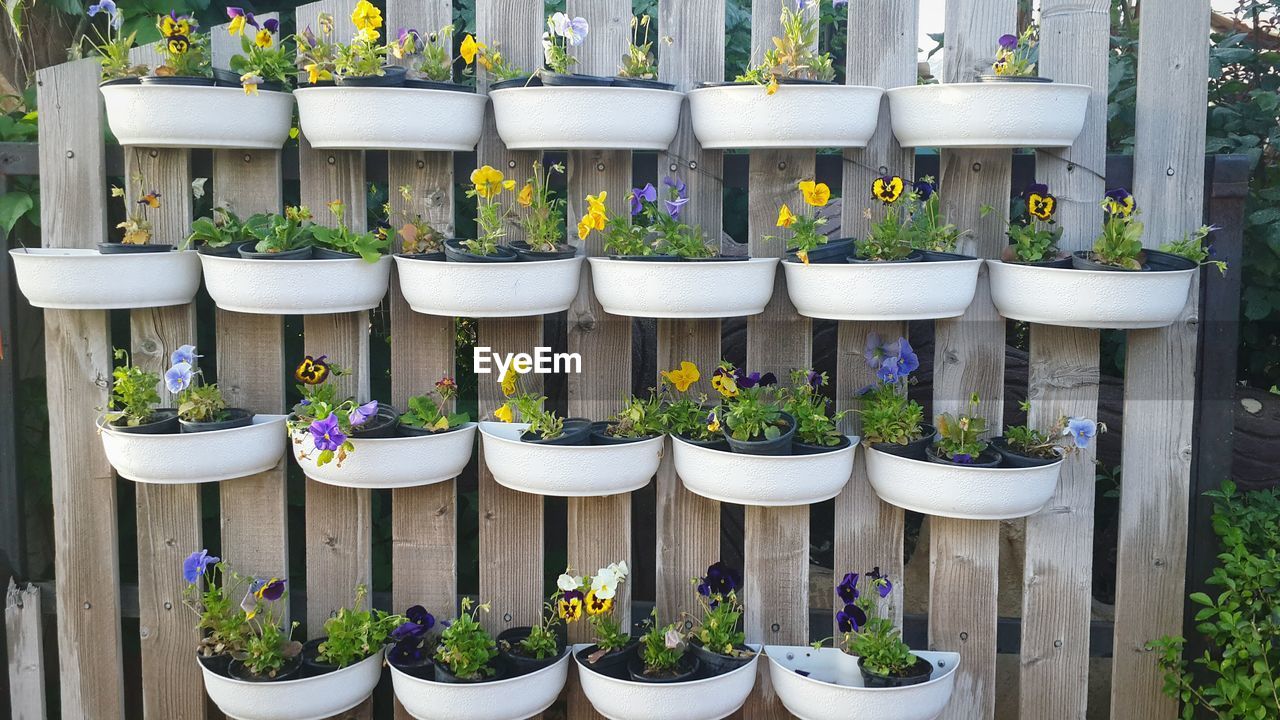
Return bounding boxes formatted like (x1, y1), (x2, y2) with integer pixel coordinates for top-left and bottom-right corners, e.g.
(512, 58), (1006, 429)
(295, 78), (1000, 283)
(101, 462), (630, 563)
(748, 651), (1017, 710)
(0, 191), (34, 236)
(1189, 592), (1213, 606)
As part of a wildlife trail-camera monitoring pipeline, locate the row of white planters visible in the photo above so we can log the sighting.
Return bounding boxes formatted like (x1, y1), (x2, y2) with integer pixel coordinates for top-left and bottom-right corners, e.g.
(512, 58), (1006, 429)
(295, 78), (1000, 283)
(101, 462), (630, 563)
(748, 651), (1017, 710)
(101, 79), (1088, 151)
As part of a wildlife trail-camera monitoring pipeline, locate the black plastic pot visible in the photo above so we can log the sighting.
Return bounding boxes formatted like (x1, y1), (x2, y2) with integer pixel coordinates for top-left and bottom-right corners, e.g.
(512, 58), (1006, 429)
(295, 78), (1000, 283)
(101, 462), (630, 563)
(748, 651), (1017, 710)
(925, 444), (1003, 468)
(1071, 250), (1146, 272)
(404, 78), (475, 92)
(298, 80), (337, 88)
(180, 407), (254, 434)
(349, 405), (399, 438)
(212, 68), (285, 92)
(792, 434), (853, 455)
(444, 239), (518, 263)
(496, 626), (567, 677)
(675, 432), (730, 452)
(1143, 248), (1197, 272)
(510, 241), (577, 261)
(196, 652), (232, 677)
(989, 437), (1063, 468)
(110, 409), (180, 435)
(681, 255), (749, 262)
(521, 417), (593, 446)
(788, 238), (855, 265)
(1003, 249), (1073, 268)
(432, 659), (502, 684)
(575, 640), (638, 680)
(238, 245), (313, 260)
(723, 411), (796, 456)
(589, 421), (660, 446)
(97, 242), (173, 254)
(228, 654), (303, 682)
(312, 247), (360, 260)
(611, 77), (676, 91)
(389, 651), (435, 679)
(847, 250), (924, 264)
(540, 72), (613, 87)
(196, 242), (247, 257)
(869, 423), (937, 460)
(858, 654), (934, 688)
(608, 254), (681, 262)
(696, 78), (835, 88)
(919, 250), (978, 262)
(139, 75), (216, 87)
(627, 653), (700, 683)
(393, 251), (446, 262)
(99, 76), (142, 87)
(688, 639), (754, 678)
(300, 637), (340, 678)
(489, 75), (542, 90)
(975, 74), (1054, 84)
(336, 66), (407, 87)
(397, 421), (466, 437)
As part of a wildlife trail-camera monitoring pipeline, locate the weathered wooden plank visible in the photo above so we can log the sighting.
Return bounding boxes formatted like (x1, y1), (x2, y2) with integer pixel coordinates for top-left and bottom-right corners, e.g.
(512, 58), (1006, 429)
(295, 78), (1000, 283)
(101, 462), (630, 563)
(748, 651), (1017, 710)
(6, 580), (47, 720)
(1111, 1), (1211, 717)
(929, 2), (1015, 718)
(1020, 2), (1107, 718)
(36, 58), (125, 720)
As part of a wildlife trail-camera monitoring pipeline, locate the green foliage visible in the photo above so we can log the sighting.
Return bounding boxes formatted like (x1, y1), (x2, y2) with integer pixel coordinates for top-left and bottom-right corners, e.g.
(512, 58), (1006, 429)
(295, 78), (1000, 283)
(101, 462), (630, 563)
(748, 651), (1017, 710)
(838, 572), (915, 677)
(106, 348), (161, 426)
(735, 0), (834, 88)
(228, 28), (295, 88)
(782, 369), (847, 447)
(186, 207), (249, 251)
(318, 585), (404, 668)
(856, 382), (925, 446)
(182, 561), (250, 658)
(617, 14), (658, 79)
(1162, 225), (1228, 274)
(435, 597), (497, 680)
(311, 200), (389, 262)
(689, 582), (746, 656)
(934, 392), (988, 460)
(518, 602), (562, 660)
(246, 206), (315, 254)
(638, 611), (686, 674)
(602, 392), (665, 439)
(177, 383), (227, 423)
(514, 161), (566, 252)
(399, 382), (469, 432)
(1090, 201), (1144, 270)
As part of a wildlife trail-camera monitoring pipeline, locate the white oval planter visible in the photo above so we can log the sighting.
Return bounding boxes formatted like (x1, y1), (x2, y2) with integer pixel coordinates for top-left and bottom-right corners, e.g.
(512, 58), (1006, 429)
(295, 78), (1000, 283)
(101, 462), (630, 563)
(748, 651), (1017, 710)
(586, 258), (779, 319)
(672, 436), (857, 506)
(987, 259), (1195, 329)
(575, 643), (759, 720)
(478, 422), (663, 497)
(887, 82), (1090, 148)
(199, 255), (391, 314)
(688, 84), (884, 149)
(765, 646), (960, 720)
(490, 86), (683, 150)
(394, 254), (584, 318)
(864, 447), (1063, 520)
(391, 650), (570, 720)
(99, 414), (287, 484)
(101, 84), (293, 149)
(295, 86), (487, 151)
(10, 248), (201, 310)
(201, 647), (384, 720)
(782, 257), (981, 321)
(292, 423), (476, 488)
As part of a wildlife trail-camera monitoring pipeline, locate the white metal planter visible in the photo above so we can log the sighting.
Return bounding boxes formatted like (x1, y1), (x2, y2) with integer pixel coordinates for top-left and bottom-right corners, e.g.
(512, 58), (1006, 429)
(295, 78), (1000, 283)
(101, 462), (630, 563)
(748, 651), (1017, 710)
(292, 423), (476, 489)
(765, 646), (960, 720)
(10, 248), (201, 310)
(478, 422), (663, 497)
(586, 258), (779, 318)
(394, 254), (584, 317)
(672, 436), (857, 506)
(99, 414), (286, 484)
(687, 84), (884, 149)
(489, 87), (683, 150)
(574, 643), (759, 720)
(390, 649), (571, 720)
(782, 257), (981, 321)
(199, 255), (392, 314)
(887, 82), (1090, 148)
(986, 259), (1196, 329)
(200, 647), (384, 720)
(864, 447), (1063, 520)
(294, 86), (487, 151)
(101, 85), (294, 149)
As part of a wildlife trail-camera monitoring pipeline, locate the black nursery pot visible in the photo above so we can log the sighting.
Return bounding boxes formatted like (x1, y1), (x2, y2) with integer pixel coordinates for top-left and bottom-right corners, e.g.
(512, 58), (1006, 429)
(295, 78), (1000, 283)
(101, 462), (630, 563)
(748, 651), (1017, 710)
(857, 654), (934, 688)
(869, 423), (938, 460)
(539, 72), (614, 87)
(1005, 251), (1073, 269)
(676, 432), (730, 452)
(397, 421), (465, 437)
(688, 639), (754, 677)
(196, 652), (232, 678)
(510, 241), (577, 261)
(110, 408), (180, 435)
(609, 254), (681, 262)
(1071, 250), (1147, 272)
(349, 405), (400, 438)
(489, 75), (542, 90)
(444, 239), (519, 263)
(228, 654), (304, 683)
(682, 255), (749, 262)
(1143, 248), (1197, 272)
(394, 251), (447, 262)
(496, 626), (567, 677)
(919, 250), (978, 262)
(238, 245), (314, 260)
(432, 659), (502, 684)
(627, 653), (700, 684)
(975, 74), (1054, 84)
(404, 78), (476, 92)
(336, 66), (407, 87)
(847, 250), (925, 264)
(925, 444), (1003, 468)
(792, 434), (853, 456)
(611, 77), (676, 91)
(723, 411), (796, 456)
(788, 238), (855, 265)
(99, 76), (142, 87)
(589, 421), (660, 446)
(212, 68), (285, 92)
(139, 75), (217, 87)
(180, 407), (254, 434)
(312, 247), (361, 260)
(989, 437), (1063, 468)
(300, 637), (340, 678)
(196, 242), (247, 257)
(97, 242), (173, 254)
(521, 417), (593, 446)
(575, 640), (639, 680)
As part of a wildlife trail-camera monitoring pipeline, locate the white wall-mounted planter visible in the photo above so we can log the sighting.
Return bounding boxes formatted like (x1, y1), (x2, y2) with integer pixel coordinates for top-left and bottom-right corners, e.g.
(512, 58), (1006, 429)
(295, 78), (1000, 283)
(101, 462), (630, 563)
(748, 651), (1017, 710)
(200, 255), (391, 314)
(864, 447), (1063, 520)
(687, 84), (884, 149)
(672, 436), (857, 506)
(478, 422), (663, 497)
(782, 257), (981, 321)
(292, 423), (476, 488)
(295, 86), (487, 151)
(574, 643), (759, 720)
(987, 259), (1195, 329)
(98, 414), (287, 484)
(586, 258), (779, 318)
(201, 647), (384, 720)
(101, 85), (293, 149)
(391, 649), (570, 720)
(765, 646), (960, 720)
(394, 254), (584, 318)
(490, 87), (683, 150)
(10, 248), (201, 310)
(887, 83), (1090, 148)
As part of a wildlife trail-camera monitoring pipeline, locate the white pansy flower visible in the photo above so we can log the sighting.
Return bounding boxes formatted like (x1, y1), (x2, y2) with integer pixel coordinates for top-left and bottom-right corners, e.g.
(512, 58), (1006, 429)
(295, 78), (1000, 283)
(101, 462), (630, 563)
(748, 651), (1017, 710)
(557, 573), (582, 592)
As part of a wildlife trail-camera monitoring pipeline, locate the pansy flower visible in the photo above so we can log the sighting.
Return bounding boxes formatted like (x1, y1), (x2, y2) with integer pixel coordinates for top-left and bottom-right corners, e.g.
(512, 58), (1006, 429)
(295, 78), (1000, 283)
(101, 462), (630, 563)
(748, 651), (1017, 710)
(629, 183), (657, 216)
(295, 355), (330, 384)
(998, 33), (1018, 50)
(836, 572), (859, 604)
(161, 11), (192, 39)
(471, 165), (513, 199)
(493, 403), (514, 423)
(705, 409), (721, 433)
(137, 190), (161, 208)
(1104, 188), (1135, 217)
(736, 369), (776, 389)
(256, 577), (286, 602)
(872, 175), (905, 204)
(182, 548), (219, 584)
(558, 590), (585, 622)
(913, 179), (936, 201)
(699, 562), (742, 600)
(310, 414), (346, 451)
(711, 366), (739, 398)
(1063, 417), (1099, 448)
(662, 361), (700, 392)
(165, 361), (193, 394)
(798, 180), (830, 208)
(776, 203), (797, 229)
(517, 183), (534, 207)
(406, 605), (435, 629)
(1024, 183), (1056, 221)
(351, 0), (382, 33)
(460, 34), (482, 65)
(390, 620), (425, 642)
(585, 589), (613, 616)
(836, 602), (866, 633)
(171, 344), (198, 366)
(868, 567), (893, 598)
(348, 400), (378, 427)
(500, 367), (518, 397)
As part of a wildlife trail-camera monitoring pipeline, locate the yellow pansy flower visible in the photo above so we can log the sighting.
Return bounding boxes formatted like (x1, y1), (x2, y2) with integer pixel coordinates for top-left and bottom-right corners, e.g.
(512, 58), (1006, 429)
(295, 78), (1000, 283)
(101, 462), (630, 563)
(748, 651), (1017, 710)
(585, 589), (613, 616)
(872, 176), (905, 204)
(255, 28), (273, 48)
(494, 403), (514, 423)
(1027, 191), (1055, 221)
(243, 82), (259, 95)
(167, 35), (190, 55)
(797, 249), (809, 265)
(228, 14), (247, 36)
(305, 63), (329, 84)
(351, 0), (382, 32)
(766, 76), (779, 95)
(776, 203), (796, 228)
(661, 361), (700, 392)
(517, 183), (534, 207)
(558, 593), (584, 622)
(470, 165), (507, 199)
(710, 369), (738, 398)
(460, 34), (482, 66)
(577, 214), (594, 240)
(706, 410), (721, 433)
(799, 180), (830, 207)
(500, 366), (518, 397)
(587, 191), (607, 216)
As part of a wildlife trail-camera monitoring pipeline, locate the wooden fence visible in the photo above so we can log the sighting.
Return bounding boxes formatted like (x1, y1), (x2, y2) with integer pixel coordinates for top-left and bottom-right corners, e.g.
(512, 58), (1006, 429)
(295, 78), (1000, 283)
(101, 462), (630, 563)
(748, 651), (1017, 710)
(8, 0), (1219, 718)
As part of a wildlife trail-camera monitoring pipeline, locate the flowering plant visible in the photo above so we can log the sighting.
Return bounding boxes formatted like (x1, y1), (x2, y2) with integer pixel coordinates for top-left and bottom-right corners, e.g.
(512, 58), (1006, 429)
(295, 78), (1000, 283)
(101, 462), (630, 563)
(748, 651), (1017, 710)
(244, 206), (315, 255)
(933, 392), (989, 463)
(859, 176), (962, 260)
(856, 334), (927, 446)
(104, 348), (161, 427)
(81, 1), (147, 81)
(387, 605), (436, 667)
(1162, 225), (1227, 274)
(991, 24), (1038, 77)
(600, 392), (666, 439)
(380, 185), (446, 255)
(773, 179), (832, 264)
(234, 576), (299, 678)
(492, 367), (565, 439)
(830, 568), (916, 677)
(515, 161), (568, 252)
(311, 200), (389, 262)
(1003, 409), (1104, 460)
(333, 0), (388, 78)
(435, 597), (498, 680)
(516, 598), (564, 661)
(581, 177), (711, 258)
(657, 361), (719, 441)
(617, 14), (661, 79)
(556, 561), (630, 654)
(295, 13), (339, 84)
(112, 173), (160, 246)
(542, 12), (588, 75)
(687, 562), (748, 657)
(736, 0), (839, 93)
(186, 207), (251, 252)
(288, 355), (382, 467)
(464, 165), (518, 256)
(399, 376), (469, 432)
(1089, 188), (1144, 269)
(164, 344), (232, 423)
(638, 611), (687, 675)
(226, 8), (293, 93)
(986, 183), (1063, 263)
(395, 25), (451, 81)
(155, 11), (210, 78)
(712, 362), (786, 442)
(181, 549), (250, 659)
(782, 369), (848, 447)
(316, 584), (405, 668)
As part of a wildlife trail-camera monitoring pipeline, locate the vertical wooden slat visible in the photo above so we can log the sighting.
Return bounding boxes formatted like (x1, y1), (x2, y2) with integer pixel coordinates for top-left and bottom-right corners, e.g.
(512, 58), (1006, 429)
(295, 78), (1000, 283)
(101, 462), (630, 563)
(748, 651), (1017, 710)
(1020, 2), (1107, 718)
(36, 57), (125, 720)
(1110, 0), (1211, 716)
(6, 580), (47, 720)
(833, 0), (917, 632)
(654, 0), (725, 625)
(929, 2), (1014, 718)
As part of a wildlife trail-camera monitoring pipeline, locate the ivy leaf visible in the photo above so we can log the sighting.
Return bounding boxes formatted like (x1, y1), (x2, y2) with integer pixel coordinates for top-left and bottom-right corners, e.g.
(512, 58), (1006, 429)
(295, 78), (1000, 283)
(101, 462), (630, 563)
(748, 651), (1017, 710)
(0, 191), (34, 236)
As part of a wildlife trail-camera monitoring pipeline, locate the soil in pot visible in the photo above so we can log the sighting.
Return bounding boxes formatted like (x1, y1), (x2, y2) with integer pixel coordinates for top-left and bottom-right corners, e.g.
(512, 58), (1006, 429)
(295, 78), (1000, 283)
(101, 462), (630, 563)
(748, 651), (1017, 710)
(589, 421), (661, 445)
(489, 75), (542, 90)
(869, 423), (938, 460)
(394, 251), (447, 262)
(847, 250), (925, 264)
(139, 75), (217, 87)
(110, 408), (180, 435)
(197, 652), (233, 678)
(539, 72), (614, 87)
(611, 77), (677, 91)
(925, 444), (1003, 468)
(432, 659), (503, 684)
(97, 242), (174, 254)
(723, 411), (796, 456)
(627, 653), (700, 683)
(227, 654), (304, 683)
(403, 78), (475, 92)
(857, 654), (934, 688)
(788, 238), (855, 265)
(575, 640), (639, 680)
(179, 407), (254, 434)
(496, 626), (567, 677)
(989, 437), (1063, 468)
(312, 247), (361, 260)
(688, 639), (755, 678)
(510, 241), (577, 261)
(335, 66), (407, 87)
(349, 405), (399, 439)
(1071, 250), (1148, 272)
(520, 417), (593, 446)
(238, 245), (314, 260)
(975, 74), (1054, 83)
(443, 239), (519, 263)
(196, 242), (247, 257)
(676, 432), (731, 452)
(792, 434), (853, 456)
(300, 637), (341, 678)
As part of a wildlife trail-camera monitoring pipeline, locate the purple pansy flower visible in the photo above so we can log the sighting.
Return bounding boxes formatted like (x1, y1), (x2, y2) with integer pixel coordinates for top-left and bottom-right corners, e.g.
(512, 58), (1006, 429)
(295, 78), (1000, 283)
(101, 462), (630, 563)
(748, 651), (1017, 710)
(348, 400), (379, 427)
(630, 183), (657, 216)
(913, 179), (935, 201)
(262, 17), (279, 33)
(807, 371), (823, 391)
(663, 175), (687, 198)
(836, 603), (866, 633)
(171, 344), (198, 366)
(165, 361), (193, 394)
(952, 453), (975, 464)
(1064, 417), (1098, 448)
(864, 332), (885, 369)
(310, 414), (346, 451)
(868, 566), (893, 598)
(836, 572), (859, 604)
(1025, 182), (1049, 197)
(182, 549), (219, 583)
(257, 578), (286, 601)
(665, 196), (689, 219)
(998, 34), (1018, 50)
(391, 621), (426, 641)
(406, 605), (435, 630)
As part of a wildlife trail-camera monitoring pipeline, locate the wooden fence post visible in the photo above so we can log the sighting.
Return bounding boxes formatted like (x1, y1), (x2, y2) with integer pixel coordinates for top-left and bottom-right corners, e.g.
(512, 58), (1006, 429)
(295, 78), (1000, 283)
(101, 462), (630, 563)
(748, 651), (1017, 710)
(6, 579), (46, 720)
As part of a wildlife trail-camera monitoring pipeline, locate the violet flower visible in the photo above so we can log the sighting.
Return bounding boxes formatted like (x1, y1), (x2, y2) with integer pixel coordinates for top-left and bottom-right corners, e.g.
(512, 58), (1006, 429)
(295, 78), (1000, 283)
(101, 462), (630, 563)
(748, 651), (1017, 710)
(868, 566), (893, 598)
(165, 361), (193, 394)
(836, 603), (866, 633)
(348, 400), (379, 427)
(182, 549), (219, 583)
(406, 605), (435, 630)
(913, 179), (935, 201)
(998, 34), (1018, 50)
(171, 344), (198, 366)
(1064, 418), (1098, 448)
(630, 183), (657, 216)
(836, 572), (859, 604)
(310, 414), (346, 451)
